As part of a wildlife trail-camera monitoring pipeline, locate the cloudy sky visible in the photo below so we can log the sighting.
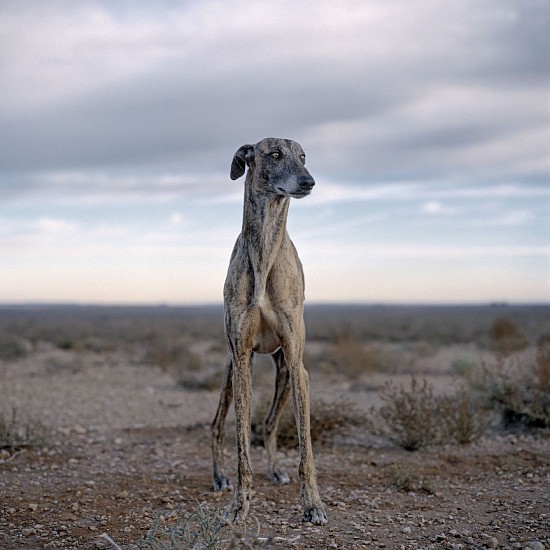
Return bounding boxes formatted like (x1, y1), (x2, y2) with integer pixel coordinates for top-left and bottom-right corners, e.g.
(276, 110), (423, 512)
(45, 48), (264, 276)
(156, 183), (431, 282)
(1, 0), (549, 304)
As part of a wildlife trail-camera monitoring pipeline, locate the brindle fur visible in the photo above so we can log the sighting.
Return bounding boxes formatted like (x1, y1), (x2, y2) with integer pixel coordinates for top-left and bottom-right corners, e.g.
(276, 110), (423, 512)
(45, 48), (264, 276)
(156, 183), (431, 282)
(211, 138), (327, 525)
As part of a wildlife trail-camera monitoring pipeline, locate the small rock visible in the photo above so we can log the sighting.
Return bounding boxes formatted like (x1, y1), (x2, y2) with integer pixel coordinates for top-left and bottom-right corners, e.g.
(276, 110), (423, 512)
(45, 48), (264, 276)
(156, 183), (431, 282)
(402, 526), (411, 534)
(525, 542), (545, 550)
(22, 528), (36, 536)
(28, 503), (38, 511)
(487, 537), (499, 548)
(115, 490), (129, 499)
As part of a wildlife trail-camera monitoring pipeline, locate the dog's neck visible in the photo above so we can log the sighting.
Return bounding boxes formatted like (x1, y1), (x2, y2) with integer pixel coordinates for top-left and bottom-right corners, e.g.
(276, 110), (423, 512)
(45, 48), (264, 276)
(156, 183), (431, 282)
(242, 172), (290, 306)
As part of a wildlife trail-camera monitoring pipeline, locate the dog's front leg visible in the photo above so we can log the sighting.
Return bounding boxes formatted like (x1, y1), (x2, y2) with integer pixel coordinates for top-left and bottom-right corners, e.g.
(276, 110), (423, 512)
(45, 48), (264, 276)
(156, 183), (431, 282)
(286, 344), (327, 525)
(224, 348), (253, 524)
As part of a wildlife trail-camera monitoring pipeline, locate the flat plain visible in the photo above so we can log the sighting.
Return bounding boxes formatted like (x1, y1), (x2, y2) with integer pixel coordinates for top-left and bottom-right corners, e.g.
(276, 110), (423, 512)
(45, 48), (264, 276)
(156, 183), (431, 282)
(1, 304), (549, 549)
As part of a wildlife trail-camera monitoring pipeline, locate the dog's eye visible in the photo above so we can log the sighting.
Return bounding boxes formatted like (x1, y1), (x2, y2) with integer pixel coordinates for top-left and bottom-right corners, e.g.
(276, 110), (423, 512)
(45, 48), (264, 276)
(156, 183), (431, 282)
(299, 154), (306, 163)
(271, 152), (280, 159)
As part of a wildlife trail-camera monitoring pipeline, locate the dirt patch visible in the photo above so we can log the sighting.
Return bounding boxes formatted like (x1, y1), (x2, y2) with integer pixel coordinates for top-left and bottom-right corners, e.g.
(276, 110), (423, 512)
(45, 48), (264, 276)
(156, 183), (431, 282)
(1, 422), (548, 549)
(1, 305), (549, 549)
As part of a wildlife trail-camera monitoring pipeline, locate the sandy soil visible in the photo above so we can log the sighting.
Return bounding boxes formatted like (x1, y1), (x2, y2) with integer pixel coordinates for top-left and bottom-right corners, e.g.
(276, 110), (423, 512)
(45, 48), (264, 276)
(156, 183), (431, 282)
(1, 345), (549, 549)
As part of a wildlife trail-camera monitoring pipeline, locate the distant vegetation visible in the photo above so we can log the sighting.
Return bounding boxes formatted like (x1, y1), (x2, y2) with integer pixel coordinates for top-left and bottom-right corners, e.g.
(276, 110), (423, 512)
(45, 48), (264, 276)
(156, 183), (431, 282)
(1, 304), (549, 449)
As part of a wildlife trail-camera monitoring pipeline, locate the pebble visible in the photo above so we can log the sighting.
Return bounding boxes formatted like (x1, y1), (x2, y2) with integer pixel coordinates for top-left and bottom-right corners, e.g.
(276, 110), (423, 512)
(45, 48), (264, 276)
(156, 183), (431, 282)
(525, 543), (545, 550)
(115, 490), (129, 499)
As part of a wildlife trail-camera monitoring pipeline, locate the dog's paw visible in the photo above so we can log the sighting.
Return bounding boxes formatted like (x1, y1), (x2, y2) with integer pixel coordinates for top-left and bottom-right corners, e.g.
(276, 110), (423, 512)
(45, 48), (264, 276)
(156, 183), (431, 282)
(213, 474), (232, 491)
(303, 504), (328, 525)
(268, 467), (291, 485)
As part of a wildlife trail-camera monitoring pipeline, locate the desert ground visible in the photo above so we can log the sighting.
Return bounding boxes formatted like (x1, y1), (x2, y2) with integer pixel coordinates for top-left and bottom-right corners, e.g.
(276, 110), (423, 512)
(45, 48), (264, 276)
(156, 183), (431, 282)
(1, 304), (549, 549)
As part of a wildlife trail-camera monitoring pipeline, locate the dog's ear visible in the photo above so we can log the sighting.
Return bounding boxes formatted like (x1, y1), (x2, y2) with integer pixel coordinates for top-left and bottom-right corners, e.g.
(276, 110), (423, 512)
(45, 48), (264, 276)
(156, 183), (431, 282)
(230, 144), (254, 180)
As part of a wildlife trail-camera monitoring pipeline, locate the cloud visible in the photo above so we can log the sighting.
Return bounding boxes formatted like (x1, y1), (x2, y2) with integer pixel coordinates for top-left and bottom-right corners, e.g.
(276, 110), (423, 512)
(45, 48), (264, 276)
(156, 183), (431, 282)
(2, 170), (229, 205)
(0, 0), (548, 304)
(421, 201), (459, 215)
(306, 181), (550, 206)
(466, 209), (536, 228)
(303, 243), (550, 261)
(0, 0), (548, 185)
(35, 217), (78, 234)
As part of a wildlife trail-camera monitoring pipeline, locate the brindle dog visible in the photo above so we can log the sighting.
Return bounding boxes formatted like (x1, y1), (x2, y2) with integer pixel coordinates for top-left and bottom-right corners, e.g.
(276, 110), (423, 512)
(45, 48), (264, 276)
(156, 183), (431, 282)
(211, 138), (327, 525)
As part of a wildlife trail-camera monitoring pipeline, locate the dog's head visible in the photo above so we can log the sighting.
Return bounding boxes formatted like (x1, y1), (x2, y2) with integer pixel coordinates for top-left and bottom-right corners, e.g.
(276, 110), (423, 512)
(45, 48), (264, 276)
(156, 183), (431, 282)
(230, 138), (315, 198)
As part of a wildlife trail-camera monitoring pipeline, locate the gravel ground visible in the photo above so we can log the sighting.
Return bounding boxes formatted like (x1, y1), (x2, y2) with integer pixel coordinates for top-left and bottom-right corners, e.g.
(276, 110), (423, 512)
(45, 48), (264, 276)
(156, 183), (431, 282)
(1, 345), (549, 549)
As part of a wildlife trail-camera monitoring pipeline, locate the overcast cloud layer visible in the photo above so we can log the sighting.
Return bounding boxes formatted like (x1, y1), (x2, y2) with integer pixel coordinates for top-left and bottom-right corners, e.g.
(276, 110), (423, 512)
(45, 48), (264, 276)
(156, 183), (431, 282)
(1, 0), (549, 303)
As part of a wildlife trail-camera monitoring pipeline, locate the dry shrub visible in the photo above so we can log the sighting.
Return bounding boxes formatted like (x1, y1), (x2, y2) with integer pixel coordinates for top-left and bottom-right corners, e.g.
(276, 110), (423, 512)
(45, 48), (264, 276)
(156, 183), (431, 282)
(384, 462), (435, 494)
(137, 503), (224, 549)
(0, 409), (47, 452)
(370, 377), (486, 450)
(177, 370), (222, 392)
(473, 341), (550, 428)
(328, 335), (395, 379)
(489, 316), (528, 355)
(144, 335), (202, 372)
(535, 340), (550, 392)
(143, 335), (223, 391)
(136, 502), (263, 549)
(251, 397), (366, 449)
(0, 336), (31, 361)
(451, 357), (479, 379)
(440, 387), (488, 444)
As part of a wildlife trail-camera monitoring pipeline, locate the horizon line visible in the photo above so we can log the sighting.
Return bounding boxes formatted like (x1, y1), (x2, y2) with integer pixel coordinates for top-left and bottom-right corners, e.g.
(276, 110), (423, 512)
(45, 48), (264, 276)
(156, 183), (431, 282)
(1, 300), (549, 309)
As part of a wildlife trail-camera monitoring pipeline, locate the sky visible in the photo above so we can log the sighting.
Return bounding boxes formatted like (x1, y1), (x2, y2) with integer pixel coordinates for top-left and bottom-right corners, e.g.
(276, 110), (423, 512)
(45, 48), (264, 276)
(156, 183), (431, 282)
(0, 0), (549, 304)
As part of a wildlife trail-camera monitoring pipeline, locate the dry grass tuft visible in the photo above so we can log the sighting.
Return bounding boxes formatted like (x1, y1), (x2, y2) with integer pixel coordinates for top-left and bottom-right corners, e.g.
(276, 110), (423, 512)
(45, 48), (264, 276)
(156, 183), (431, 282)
(326, 335), (397, 378)
(369, 377), (486, 450)
(469, 341), (550, 429)
(144, 335), (223, 391)
(251, 397), (367, 449)
(136, 502), (263, 549)
(0, 335), (31, 361)
(489, 316), (528, 355)
(0, 409), (47, 454)
(384, 462), (435, 494)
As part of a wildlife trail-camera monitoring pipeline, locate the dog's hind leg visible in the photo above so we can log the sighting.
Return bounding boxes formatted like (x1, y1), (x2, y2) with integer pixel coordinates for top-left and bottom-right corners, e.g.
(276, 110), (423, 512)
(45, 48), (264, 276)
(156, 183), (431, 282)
(211, 355), (233, 491)
(264, 348), (292, 485)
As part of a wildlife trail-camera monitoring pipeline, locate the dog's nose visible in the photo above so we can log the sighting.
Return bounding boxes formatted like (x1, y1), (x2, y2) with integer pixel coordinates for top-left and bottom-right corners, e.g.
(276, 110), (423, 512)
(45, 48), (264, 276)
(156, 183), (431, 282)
(298, 176), (315, 191)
